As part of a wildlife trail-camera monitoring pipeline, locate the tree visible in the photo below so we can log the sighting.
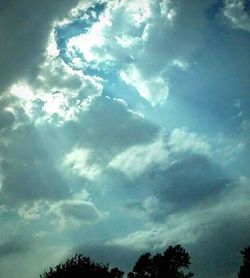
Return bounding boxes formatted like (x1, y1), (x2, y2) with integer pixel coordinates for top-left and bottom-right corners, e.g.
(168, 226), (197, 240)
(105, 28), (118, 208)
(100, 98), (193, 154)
(40, 254), (124, 278)
(238, 246), (250, 278)
(128, 253), (153, 278)
(128, 244), (193, 278)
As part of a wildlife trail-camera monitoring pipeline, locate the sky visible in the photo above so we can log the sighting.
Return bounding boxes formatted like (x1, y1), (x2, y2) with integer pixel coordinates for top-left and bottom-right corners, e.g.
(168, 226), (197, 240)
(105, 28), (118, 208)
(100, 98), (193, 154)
(0, 0), (250, 277)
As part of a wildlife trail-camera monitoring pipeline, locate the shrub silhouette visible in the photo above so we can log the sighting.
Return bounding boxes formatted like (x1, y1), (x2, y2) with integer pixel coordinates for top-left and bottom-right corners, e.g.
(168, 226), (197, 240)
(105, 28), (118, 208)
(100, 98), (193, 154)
(128, 244), (193, 278)
(238, 246), (250, 278)
(40, 254), (124, 278)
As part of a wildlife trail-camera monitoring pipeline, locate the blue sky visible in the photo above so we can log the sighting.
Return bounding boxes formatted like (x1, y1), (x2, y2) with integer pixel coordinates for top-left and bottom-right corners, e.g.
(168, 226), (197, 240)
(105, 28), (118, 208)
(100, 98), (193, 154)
(0, 1), (250, 277)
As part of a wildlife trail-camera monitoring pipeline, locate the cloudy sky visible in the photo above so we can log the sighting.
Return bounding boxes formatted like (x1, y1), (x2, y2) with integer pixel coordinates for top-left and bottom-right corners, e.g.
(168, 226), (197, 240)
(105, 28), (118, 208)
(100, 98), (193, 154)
(0, 0), (250, 277)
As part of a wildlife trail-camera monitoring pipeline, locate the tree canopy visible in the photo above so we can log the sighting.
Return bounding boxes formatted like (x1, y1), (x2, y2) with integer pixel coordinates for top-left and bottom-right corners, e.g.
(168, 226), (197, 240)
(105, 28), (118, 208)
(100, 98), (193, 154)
(238, 246), (250, 278)
(40, 254), (124, 278)
(128, 244), (193, 278)
(40, 244), (250, 277)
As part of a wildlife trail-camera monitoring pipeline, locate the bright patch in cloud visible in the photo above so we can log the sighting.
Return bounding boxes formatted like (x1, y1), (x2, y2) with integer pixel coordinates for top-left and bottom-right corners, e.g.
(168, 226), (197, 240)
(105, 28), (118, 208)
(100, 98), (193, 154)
(120, 66), (169, 106)
(10, 82), (34, 101)
(169, 128), (211, 155)
(223, 0), (250, 31)
(63, 148), (102, 180)
(109, 134), (169, 178)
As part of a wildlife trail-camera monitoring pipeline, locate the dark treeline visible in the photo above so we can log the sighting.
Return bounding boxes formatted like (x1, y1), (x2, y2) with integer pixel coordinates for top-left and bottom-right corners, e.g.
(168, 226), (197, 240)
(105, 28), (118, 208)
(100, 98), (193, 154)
(40, 244), (250, 277)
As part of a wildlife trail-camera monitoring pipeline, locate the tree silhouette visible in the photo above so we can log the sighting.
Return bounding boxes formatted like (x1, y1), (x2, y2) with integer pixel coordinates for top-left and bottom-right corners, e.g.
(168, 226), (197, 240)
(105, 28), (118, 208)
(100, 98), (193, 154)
(40, 254), (124, 278)
(128, 244), (193, 278)
(238, 246), (250, 278)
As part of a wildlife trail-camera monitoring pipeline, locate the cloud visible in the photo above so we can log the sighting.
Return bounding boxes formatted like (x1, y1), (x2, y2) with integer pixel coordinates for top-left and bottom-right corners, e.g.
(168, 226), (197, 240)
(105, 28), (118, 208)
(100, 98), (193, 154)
(52, 199), (101, 227)
(0, 105), (15, 132)
(241, 118), (250, 131)
(0, 241), (71, 278)
(0, 0), (84, 94)
(0, 238), (30, 258)
(133, 154), (228, 218)
(0, 1), (249, 278)
(16, 189), (101, 229)
(64, 0), (214, 105)
(74, 242), (141, 272)
(189, 217), (250, 278)
(187, 177), (250, 278)
(7, 58), (103, 125)
(223, 0), (250, 32)
(109, 133), (169, 178)
(63, 147), (102, 180)
(0, 125), (70, 203)
(120, 65), (169, 106)
(108, 176), (250, 277)
(169, 127), (211, 155)
(62, 96), (159, 157)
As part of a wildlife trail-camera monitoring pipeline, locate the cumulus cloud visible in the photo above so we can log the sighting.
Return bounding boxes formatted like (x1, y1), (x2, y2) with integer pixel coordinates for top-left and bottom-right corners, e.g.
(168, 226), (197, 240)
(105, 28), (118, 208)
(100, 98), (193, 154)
(169, 127), (211, 155)
(62, 96), (159, 157)
(223, 0), (250, 31)
(63, 147), (102, 180)
(157, 155), (227, 211)
(0, 125), (70, 203)
(64, 0), (213, 105)
(109, 176), (250, 277)
(7, 58), (103, 125)
(120, 66), (169, 106)
(109, 133), (169, 178)
(0, 105), (15, 132)
(51, 199), (101, 227)
(0, 0), (84, 94)
(0, 238), (30, 258)
(132, 154), (228, 219)
(0, 1), (249, 278)
(16, 189), (101, 230)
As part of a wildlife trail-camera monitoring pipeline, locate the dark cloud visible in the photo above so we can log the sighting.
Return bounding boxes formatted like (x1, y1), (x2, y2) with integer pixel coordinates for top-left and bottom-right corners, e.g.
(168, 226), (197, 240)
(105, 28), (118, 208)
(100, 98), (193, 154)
(74, 242), (141, 272)
(0, 238), (30, 257)
(73, 209), (250, 278)
(0, 124), (70, 203)
(0, 0), (82, 93)
(0, 97), (17, 132)
(156, 154), (227, 206)
(134, 154), (228, 220)
(0, 109), (15, 132)
(58, 201), (100, 223)
(189, 215), (250, 278)
(63, 96), (159, 157)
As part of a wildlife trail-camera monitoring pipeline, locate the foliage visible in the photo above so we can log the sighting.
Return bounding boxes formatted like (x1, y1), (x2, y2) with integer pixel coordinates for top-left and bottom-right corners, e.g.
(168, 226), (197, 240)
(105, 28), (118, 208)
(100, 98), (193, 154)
(127, 244), (193, 278)
(238, 246), (250, 278)
(40, 254), (124, 278)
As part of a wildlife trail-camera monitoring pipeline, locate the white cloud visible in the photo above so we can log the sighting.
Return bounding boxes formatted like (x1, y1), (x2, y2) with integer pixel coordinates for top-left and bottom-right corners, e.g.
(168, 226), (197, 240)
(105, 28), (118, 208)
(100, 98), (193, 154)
(63, 147), (102, 180)
(223, 0), (250, 32)
(241, 119), (250, 131)
(169, 127), (211, 155)
(49, 190), (101, 228)
(109, 134), (169, 178)
(53, 200), (100, 226)
(67, 17), (111, 64)
(64, 0), (208, 106)
(8, 57), (103, 125)
(172, 59), (189, 71)
(120, 65), (169, 106)
(17, 189), (101, 229)
(212, 133), (245, 165)
(18, 201), (49, 221)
